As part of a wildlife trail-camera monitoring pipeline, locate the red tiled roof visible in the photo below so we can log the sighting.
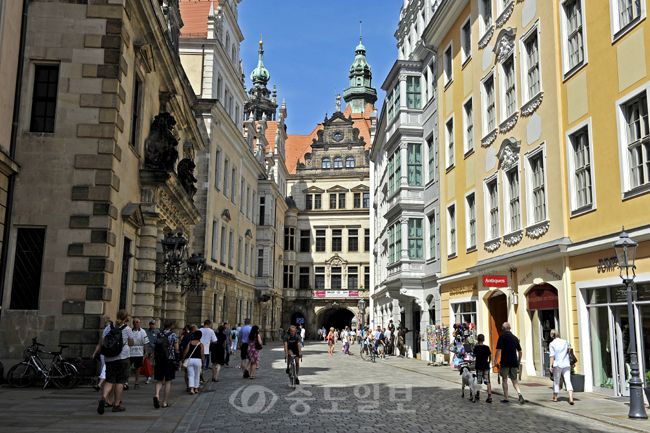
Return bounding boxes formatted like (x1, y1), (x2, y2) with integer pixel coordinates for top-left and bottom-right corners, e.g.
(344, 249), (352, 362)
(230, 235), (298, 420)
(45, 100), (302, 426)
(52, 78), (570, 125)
(264, 121), (279, 153)
(179, 1), (216, 39)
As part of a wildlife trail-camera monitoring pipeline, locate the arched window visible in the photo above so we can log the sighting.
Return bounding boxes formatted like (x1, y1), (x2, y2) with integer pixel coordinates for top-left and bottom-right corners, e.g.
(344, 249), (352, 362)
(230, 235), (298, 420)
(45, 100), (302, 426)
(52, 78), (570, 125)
(346, 157), (355, 167)
(334, 157), (343, 168)
(225, 32), (230, 50)
(231, 44), (237, 63)
(322, 158), (331, 168)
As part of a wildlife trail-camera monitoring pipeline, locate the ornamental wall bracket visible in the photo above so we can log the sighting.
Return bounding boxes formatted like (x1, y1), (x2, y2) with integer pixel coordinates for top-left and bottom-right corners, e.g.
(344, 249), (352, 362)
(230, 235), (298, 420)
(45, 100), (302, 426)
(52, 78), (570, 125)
(496, 1), (515, 28)
(134, 43), (156, 73)
(481, 129), (498, 147)
(497, 137), (521, 171)
(478, 25), (495, 49)
(526, 220), (550, 239)
(521, 92), (544, 116)
(499, 112), (519, 134)
(484, 238), (502, 252)
(221, 209), (231, 222)
(503, 229), (523, 246)
(493, 27), (517, 64)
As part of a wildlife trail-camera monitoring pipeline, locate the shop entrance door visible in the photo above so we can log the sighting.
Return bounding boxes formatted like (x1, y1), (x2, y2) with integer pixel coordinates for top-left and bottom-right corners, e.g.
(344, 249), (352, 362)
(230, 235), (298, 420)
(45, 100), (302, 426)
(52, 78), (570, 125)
(489, 293), (508, 373)
(613, 307), (631, 396)
(531, 309), (559, 377)
(413, 310), (421, 357)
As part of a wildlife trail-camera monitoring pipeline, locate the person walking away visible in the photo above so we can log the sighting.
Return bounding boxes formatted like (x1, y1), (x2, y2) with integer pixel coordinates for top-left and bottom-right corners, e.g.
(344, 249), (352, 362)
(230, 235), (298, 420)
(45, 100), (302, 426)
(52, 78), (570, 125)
(327, 327), (335, 356)
(181, 330), (204, 395)
(223, 322), (231, 367)
(343, 327), (350, 355)
(284, 325), (303, 384)
(91, 320), (113, 393)
(130, 317), (149, 390)
(200, 320), (217, 373)
(377, 331), (387, 359)
(473, 334), (493, 403)
(212, 325), (227, 381)
(247, 326), (263, 379)
(300, 325), (306, 347)
(153, 321), (179, 409)
(179, 324), (197, 392)
(495, 322), (524, 404)
(549, 329), (574, 405)
(238, 318), (252, 378)
(97, 310), (134, 414)
(230, 326), (238, 354)
(144, 320), (160, 384)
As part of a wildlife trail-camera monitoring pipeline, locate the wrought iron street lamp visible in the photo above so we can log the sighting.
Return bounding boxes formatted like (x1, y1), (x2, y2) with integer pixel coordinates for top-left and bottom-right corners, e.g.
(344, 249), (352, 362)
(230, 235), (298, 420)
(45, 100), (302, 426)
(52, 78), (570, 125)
(157, 231), (207, 296)
(614, 227), (647, 419)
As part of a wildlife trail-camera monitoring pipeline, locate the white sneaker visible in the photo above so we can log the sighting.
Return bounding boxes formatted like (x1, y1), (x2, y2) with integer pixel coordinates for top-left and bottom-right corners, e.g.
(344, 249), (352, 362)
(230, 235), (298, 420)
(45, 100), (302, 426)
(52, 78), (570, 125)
(145, 377), (152, 384)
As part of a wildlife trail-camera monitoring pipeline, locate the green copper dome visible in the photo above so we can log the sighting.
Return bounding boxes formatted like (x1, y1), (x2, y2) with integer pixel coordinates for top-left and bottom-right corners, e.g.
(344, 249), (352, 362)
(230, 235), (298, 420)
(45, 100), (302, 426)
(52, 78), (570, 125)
(250, 39), (270, 87)
(343, 38), (377, 113)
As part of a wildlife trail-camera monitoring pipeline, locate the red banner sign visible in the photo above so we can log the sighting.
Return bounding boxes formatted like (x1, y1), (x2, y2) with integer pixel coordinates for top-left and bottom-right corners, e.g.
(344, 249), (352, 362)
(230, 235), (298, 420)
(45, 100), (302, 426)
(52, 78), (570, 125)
(526, 286), (559, 310)
(483, 275), (508, 287)
(312, 290), (360, 298)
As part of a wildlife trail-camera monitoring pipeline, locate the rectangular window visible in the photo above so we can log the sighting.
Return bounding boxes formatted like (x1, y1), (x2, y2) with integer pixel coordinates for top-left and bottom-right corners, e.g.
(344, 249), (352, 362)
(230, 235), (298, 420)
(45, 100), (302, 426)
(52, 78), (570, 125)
(338, 193), (346, 209)
(354, 193), (361, 208)
(316, 229), (326, 252)
(364, 266), (370, 289)
(332, 229), (342, 252)
(480, 0), (493, 36)
(211, 220), (218, 262)
(259, 196), (265, 225)
(503, 56), (516, 117)
(300, 230), (310, 253)
(315, 267), (325, 289)
(246, 186), (251, 218)
(299, 267), (310, 289)
(10, 228), (46, 310)
(228, 230), (234, 268)
(306, 195), (313, 210)
(625, 94), (650, 188)
(448, 205), (457, 257)
(244, 242), (249, 275)
(330, 194), (337, 209)
(389, 150), (402, 195)
(429, 214), (436, 259)
(488, 179), (499, 239)
(406, 76), (421, 109)
(364, 229), (370, 252)
(461, 18), (472, 64)
(240, 179), (245, 213)
(348, 266), (358, 289)
(348, 229), (358, 252)
(215, 149), (222, 190)
(484, 75), (496, 133)
(257, 249), (264, 277)
(387, 89), (394, 122)
(408, 219), (423, 259)
(331, 267), (342, 289)
(427, 136), (436, 183)
(231, 169), (237, 204)
(389, 225), (395, 264)
(463, 99), (473, 155)
(363, 192), (370, 208)
(284, 227), (295, 251)
(524, 32), (541, 99)
(444, 43), (453, 85)
(388, 154), (394, 194)
(30, 65), (59, 133)
(446, 118), (454, 168)
(283, 265), (294, 288)
(314, 194), (322, 209)
(393, 82), (401, 114)
(250, 245), (255, 276)
(407, 143), (422, 185)
(531, 153), (546, 222)
(130, 76), (142, 149)
(571, 126), (593, 209)
(238, 238), (243, 272)
(508, 169), (521, 231)
(565, 0), (585, 70)
(220, 225), (227, 264)
(224, 159), (230, 197)
(462, 196), (474, 253)
(619, 0), (642, 28)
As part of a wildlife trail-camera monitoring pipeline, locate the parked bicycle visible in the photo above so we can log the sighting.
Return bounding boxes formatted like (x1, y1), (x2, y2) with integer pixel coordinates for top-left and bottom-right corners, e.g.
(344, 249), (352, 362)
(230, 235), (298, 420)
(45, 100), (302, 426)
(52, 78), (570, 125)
(285, 354), (302, 388)
(360, 340), (377, 363)
(7, 337), (79, 389)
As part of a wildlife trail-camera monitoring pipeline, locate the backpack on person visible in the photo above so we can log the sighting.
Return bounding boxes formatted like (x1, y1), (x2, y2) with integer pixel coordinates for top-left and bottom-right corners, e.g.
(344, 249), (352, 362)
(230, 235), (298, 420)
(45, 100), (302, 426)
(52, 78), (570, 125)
(155, 331), (172, 360)
(100, 324), (125, 357)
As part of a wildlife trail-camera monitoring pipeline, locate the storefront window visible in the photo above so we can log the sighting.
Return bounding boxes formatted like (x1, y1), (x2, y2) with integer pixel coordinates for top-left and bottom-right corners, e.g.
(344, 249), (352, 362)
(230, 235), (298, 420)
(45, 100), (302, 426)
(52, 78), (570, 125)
(610, 286), (629, 303)
(637, 283), (650, 301)
(452, 301), (477, 326)
(589, 306), (614, 389)
(586, 287), (608, 304)
(640, 305), (650, 386)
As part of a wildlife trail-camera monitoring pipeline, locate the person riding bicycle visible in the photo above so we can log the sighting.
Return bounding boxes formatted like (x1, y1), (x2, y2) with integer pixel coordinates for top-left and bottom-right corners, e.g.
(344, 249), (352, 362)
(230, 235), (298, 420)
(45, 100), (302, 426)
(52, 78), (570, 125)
(283, 325), (302, 385)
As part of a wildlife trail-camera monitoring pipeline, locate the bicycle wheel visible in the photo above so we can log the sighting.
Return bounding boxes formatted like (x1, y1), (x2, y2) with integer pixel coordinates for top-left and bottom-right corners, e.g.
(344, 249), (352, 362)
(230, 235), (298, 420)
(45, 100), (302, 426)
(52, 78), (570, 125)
(290, 362), (296, 388)
(360, 346), (367, 361)
(51, 362), (78, 389)
(7, 363), (37, 388)
(371, 349), (376, 363)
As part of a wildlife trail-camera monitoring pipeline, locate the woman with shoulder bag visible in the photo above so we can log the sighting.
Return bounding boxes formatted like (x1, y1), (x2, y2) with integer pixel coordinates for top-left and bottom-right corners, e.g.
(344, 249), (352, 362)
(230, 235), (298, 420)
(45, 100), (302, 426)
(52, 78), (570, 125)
(327, 327), (335, 356)
(246, 326), (263, 379)
(182, 330), (204, 395)
(548, 329), (574, 405)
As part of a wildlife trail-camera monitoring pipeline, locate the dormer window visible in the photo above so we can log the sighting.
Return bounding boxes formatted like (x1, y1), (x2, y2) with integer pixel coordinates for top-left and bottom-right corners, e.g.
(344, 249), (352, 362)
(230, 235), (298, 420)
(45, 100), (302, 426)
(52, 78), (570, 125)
(322, 158), (331, 168)
(334, 157), (343, 168)
(346, 157), (355, 168)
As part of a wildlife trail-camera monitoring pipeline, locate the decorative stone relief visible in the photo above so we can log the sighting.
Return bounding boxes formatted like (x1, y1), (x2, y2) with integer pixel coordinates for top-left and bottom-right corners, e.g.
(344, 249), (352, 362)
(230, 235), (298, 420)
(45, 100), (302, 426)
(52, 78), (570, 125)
(479, 26), (495, 50)
(504, 230), (523, 246)
(497, 137), (521, 171)
(526, 220), (550, 239)
(481, 129), (498, 147)
(499, 112), (519, 133)
(521, 92), (544, 116)
(493, 28), (517, 64)
(484, 238), (501, 252)
(496, 1), (515, 27)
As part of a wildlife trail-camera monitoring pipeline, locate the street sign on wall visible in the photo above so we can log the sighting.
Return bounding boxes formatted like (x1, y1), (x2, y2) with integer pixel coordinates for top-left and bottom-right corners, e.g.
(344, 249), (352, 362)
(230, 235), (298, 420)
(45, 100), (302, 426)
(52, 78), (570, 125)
(482, 275), (508, 287)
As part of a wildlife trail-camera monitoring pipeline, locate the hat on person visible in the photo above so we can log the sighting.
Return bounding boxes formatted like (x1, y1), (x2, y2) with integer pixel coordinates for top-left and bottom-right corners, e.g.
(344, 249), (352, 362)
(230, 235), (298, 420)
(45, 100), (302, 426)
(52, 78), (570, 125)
(149, 319), (156, 325)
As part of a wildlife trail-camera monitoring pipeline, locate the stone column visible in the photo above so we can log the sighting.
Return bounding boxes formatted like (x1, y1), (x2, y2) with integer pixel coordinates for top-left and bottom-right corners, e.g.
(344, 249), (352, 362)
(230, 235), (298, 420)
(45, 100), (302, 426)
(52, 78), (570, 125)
(133, 215), (159, 322)
(400, 217), (409, 261)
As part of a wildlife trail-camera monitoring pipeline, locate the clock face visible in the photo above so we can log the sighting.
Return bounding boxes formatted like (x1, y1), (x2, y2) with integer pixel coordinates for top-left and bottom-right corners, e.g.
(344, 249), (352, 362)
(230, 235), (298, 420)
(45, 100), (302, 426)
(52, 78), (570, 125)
(333, 130), (343, 142)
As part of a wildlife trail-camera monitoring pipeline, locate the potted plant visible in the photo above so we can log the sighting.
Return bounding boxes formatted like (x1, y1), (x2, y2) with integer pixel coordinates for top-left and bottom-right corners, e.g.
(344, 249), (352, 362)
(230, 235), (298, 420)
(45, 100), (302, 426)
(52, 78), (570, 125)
(570, 365), (585, 393)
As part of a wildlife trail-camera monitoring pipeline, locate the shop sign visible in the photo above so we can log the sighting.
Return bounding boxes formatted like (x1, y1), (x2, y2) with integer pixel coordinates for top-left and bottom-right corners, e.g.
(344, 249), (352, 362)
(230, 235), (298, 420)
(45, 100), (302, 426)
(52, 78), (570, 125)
(312, 290), (360, 298)
(483, 275), (508, 287)
(597, 256), (618, 272)
(449, 285), (475, 296)
(526, 286), (559, 310)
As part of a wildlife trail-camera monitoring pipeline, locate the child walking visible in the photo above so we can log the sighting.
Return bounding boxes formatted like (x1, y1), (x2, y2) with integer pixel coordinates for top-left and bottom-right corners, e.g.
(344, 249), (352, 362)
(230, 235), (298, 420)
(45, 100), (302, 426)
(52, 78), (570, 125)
(473, 334), (493, 403)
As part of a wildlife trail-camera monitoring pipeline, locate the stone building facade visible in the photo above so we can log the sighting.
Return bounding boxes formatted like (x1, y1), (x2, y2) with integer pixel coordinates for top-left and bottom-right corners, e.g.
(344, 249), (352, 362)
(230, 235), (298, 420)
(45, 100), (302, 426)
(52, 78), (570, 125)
(0, 0), (205, 361)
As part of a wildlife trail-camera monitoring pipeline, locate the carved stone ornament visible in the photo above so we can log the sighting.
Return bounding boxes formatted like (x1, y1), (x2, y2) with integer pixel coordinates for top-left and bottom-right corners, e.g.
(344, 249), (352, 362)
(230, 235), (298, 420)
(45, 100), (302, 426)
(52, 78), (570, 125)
(144, 113), (179, 170)
(504, 230), (523, 246)
(481, 128), (498, 147)
(484, 238), (501, 252)
(493, 27), (517, 64)
(479, 25), (495, 49)
(400, 288), (407, 295)
(521, 91), (544, 116)
(177, 158), (197, 200)
(496, 1), (515, 27)
(526, 220), (550, 239)
(499, 111), (519, 133)
(497, 137), (521, 171)
(134, 43), (155, 73)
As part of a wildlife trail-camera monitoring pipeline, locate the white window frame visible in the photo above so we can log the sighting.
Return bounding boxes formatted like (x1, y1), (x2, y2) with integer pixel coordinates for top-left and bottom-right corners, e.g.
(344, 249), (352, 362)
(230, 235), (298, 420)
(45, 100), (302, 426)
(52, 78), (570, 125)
(566, 117), (597, 215)
(211, 219), (219, 263)
(443, 41), (453, 88)
(464, 190), (477, 252)
(446, 201), (457, 258)
(524, 142), (549, 227)
(479, 0), (494, 39)
(498, 52), (518, 123)
(483, 173), (500, 242)
(214, 148), (222, 190)
(428, 212), (437, 261)
(615, 83), (650, 199)
(502, 163), (522, 235)
(460, 15), (472, 67)
(480, 68), (497, 139)
(463, 95), (474, 157)
(519, 21), (543, 107)
(497, 0), (514, 22)
(450, 298), (479, 327)
(445, 114), (455, 170)
(559, 0), (589, 80)
(609, 0), (646, 43)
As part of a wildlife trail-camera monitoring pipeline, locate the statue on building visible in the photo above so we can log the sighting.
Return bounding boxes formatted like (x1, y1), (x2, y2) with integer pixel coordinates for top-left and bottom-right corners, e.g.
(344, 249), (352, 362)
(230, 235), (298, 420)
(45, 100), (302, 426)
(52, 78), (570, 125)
(335, 93), (341, 112)
(177, 158), (197, 199)
(144, 112), (179, 171)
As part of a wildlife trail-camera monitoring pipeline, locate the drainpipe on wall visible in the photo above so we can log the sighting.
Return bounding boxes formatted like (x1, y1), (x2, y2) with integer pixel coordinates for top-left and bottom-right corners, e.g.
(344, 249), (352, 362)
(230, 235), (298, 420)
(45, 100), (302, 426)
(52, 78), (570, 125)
(0, 0), (29, 316)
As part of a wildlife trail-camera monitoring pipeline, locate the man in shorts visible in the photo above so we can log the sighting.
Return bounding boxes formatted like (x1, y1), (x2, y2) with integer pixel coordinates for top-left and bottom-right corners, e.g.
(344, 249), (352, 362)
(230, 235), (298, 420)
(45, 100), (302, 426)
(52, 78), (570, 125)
(473, 334), (492, 403)
(238, 318), (252, 378)
(97, 309), (134, 414)
(284, 325), (303, 384)
(495, 322), (524, 404)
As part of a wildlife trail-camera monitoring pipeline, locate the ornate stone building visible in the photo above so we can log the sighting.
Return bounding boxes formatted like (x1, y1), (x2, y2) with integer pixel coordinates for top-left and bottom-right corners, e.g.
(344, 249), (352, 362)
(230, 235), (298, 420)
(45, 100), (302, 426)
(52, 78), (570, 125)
(0, 0), (205, 361)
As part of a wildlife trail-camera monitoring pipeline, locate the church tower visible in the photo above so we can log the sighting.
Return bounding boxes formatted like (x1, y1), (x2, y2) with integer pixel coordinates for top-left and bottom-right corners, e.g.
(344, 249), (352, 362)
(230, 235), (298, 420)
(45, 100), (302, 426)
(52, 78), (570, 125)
(245, 38), (278, 121)
(343, 38), (377, 113)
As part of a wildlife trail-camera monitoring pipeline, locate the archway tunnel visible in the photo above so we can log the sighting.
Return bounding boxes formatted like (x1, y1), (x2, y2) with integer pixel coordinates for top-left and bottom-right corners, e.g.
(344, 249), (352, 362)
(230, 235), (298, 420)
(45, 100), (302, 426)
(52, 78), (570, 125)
(319, 308), (355, 331)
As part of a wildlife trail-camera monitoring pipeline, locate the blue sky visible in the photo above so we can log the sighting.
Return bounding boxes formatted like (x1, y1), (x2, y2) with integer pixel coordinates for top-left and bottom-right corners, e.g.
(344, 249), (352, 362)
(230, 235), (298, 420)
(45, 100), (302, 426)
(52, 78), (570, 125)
(238, 0), (403, 135)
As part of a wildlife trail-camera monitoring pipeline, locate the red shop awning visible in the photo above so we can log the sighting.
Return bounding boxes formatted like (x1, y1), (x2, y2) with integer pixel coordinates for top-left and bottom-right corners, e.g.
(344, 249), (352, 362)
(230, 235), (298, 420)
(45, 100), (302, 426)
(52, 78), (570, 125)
(526, 285), (559, 310)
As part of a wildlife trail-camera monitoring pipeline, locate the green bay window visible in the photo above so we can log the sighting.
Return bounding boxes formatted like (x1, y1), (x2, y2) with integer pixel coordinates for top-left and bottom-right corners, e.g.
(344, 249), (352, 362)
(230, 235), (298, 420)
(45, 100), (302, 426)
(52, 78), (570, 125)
(408, 218), (423, 259)
(407, 143), (422, 186)
(407, 76), (421, 109)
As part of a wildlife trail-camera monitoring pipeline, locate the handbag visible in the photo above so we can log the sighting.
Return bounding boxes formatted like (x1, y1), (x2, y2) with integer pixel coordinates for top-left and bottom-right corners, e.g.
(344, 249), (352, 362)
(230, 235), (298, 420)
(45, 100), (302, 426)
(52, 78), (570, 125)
(182, 343), (200, 369)
(141, 356), (153, 377)
(255, 336), (263, 351)
(568, 347), (578, 366)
